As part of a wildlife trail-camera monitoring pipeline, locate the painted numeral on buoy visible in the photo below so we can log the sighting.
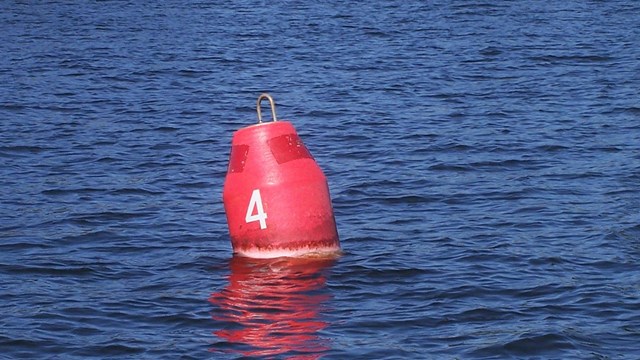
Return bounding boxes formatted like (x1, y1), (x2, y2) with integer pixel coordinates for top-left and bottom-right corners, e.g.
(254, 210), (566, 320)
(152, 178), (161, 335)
(245, 189), (267, 229)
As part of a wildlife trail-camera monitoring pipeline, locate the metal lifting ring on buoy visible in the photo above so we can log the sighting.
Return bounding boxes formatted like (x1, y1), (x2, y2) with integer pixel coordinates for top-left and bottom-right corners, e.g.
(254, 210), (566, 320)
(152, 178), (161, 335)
(256, 93), (278, 123)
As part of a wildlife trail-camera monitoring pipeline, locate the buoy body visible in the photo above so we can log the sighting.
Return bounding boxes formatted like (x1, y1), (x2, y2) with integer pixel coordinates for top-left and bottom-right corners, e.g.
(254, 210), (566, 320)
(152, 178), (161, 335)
(223, 118), (340, 258)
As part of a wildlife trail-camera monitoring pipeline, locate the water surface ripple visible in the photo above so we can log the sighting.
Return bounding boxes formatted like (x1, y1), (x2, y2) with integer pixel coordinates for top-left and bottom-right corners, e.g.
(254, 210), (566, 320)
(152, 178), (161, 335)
(1, 1), (639, 359)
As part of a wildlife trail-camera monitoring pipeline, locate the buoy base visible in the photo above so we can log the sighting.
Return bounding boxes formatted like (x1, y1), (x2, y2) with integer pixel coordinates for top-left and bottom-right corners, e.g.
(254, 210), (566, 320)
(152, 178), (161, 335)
(234, 244), (342, 259)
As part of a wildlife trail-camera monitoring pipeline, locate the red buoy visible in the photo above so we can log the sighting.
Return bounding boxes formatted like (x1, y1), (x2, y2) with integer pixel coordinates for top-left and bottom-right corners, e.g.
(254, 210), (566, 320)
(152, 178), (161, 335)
(222, 93), (340, 258)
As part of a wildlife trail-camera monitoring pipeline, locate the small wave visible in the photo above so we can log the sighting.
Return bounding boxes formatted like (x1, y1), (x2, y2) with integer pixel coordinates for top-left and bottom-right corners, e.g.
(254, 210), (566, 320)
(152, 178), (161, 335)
(479, 46), (503, 56)
(108, 188), (163, 196)
(0, 103), (26, 111)
(428, 163), (472, 171)
(68, 211), (152, 224)
(41, 188), (105, 196)
(530, 54), (613, 63)
(504, 332), (576, 354)
(534, 144), (570, 152)
(606, 106), (640, 116)
(369, 194), (437, 205)
(73, 343), (145, 357)
(176, 181), (211, 189)
(471, 332), (576, 358)
(470, 159), (542, 169)
(0, 263), (97, 276)
(0, 145), (49, 154)
(151, 126), (179, 132)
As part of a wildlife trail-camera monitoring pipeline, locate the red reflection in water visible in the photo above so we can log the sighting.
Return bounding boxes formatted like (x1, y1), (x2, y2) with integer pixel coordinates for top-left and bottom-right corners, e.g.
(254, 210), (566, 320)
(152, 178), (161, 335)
(209, 256), (335, 359)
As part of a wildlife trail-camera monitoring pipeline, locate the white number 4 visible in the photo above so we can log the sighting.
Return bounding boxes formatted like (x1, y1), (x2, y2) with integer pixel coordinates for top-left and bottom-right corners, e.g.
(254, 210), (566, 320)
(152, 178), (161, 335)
(245, 189), (267, 229)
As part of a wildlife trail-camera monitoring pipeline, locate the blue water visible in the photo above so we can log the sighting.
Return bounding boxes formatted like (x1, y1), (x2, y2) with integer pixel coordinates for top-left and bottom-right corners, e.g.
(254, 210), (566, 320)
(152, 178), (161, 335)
(2, 1), (640, 359)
